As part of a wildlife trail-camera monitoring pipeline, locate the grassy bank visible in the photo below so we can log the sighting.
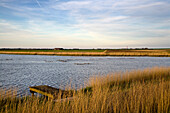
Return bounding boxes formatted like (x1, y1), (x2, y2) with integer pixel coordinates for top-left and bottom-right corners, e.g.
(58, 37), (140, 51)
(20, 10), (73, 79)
(0, 67), (170, 113)
(0, 49), (170, 57)
(0, 49), (105, 52)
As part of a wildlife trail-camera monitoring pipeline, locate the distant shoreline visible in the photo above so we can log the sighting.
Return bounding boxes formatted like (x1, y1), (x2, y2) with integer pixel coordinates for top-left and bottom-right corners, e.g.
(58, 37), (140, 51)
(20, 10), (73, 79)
(0, 49), (170, 57)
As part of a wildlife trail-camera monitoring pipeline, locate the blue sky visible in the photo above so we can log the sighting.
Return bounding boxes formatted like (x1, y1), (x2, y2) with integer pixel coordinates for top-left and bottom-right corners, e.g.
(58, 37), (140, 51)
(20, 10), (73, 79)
(0, 0), (170, 48)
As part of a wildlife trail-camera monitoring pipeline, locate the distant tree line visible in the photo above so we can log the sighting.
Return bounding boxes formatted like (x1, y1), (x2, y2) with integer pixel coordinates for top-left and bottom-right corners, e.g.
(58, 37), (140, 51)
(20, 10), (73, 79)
(2, 47), (168, 50)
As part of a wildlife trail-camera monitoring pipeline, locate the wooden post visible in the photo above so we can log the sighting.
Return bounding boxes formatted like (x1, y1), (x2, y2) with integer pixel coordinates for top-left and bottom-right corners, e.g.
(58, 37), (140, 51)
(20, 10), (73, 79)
(31, 93), (34, 97)
(30, 91), (35, 98)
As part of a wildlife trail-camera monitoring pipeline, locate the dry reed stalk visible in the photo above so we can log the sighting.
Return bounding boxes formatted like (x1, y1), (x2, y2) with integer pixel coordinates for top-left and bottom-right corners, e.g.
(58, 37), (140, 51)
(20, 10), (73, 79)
(0, 50), (170, 56)
(0, 67), (170, 113)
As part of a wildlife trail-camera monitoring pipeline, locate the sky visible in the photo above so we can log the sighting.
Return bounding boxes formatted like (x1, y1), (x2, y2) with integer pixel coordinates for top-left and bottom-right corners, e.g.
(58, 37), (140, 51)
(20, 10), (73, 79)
(0, 0), (170, 48)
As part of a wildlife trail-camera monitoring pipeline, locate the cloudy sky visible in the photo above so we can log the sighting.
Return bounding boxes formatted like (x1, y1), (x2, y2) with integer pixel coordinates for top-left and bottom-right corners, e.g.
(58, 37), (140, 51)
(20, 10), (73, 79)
(0, 0), (170, 48)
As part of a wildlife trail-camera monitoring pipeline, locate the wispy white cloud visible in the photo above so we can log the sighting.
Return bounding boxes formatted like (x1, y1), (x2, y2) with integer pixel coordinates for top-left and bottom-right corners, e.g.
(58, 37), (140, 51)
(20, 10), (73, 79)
(0, 0), (170, 48)
(35, 0), (41, 7)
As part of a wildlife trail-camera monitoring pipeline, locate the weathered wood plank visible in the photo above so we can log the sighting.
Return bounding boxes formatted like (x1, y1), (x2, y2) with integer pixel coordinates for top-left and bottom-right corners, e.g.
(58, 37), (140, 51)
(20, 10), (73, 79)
(29, 87), (54, 98)
(29, 85), (73, 99)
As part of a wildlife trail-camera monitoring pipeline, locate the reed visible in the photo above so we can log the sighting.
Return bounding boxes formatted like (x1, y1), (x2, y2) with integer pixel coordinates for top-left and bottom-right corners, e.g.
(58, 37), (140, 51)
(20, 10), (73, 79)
(0, 49), (169, 57)
(0, 67), (170, 113)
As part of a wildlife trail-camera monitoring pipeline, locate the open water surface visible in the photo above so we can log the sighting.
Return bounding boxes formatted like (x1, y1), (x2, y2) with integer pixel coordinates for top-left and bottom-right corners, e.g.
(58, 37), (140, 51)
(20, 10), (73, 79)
(0, 54), (170, 95)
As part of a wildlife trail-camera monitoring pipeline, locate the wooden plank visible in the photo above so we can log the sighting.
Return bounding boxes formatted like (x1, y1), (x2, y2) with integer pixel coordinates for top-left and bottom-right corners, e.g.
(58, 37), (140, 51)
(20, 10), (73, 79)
(29, 85), (73, 99)
(29, 87), (54, 99)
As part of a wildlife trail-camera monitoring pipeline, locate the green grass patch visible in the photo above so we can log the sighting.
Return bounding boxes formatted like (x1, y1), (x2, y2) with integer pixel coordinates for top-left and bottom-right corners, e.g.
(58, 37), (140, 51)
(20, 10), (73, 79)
(0, 49), (105, 52)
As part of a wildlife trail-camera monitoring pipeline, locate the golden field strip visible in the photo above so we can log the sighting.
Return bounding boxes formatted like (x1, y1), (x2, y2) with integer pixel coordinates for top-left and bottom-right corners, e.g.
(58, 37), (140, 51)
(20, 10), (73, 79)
(0, 49), (170, 57)
(0, 67), (170, 113)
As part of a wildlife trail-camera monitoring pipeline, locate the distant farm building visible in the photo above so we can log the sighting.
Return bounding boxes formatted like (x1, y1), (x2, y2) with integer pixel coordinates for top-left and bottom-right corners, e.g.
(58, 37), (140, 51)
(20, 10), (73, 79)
(54, 48), (63, 50)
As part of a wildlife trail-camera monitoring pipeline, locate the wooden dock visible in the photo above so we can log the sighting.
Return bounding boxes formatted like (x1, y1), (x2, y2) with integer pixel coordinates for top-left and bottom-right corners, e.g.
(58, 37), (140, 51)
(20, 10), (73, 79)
(29, 85), (73, 99)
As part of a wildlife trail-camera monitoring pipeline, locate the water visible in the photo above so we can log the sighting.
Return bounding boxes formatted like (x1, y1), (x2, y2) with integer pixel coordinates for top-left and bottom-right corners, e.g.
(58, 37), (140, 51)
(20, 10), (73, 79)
(0, 54), (170, 95)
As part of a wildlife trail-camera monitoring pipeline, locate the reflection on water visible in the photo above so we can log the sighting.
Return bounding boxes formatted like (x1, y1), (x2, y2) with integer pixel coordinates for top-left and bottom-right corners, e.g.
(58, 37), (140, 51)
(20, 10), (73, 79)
(0, 54), (170, 95)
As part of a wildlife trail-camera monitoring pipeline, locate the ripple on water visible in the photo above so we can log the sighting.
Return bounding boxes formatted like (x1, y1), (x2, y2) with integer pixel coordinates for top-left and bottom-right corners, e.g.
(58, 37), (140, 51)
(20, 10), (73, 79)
(0, 54), (170, 95)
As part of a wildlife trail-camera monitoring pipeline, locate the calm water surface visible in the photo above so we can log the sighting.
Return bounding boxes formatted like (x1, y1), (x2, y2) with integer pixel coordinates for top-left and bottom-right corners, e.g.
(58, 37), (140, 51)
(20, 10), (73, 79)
(0, 54), (170, 95)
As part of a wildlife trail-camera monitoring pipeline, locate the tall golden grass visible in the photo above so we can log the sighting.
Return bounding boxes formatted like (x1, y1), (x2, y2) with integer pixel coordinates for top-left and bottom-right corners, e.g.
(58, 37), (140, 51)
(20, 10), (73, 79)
(0, 67), (170, 113)
(0, 49), (169, 56)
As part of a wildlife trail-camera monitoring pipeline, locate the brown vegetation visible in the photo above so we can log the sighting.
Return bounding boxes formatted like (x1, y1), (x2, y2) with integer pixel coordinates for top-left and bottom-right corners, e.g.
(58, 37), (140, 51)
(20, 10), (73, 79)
(0, 49), (169, 56)
(0, 67), (170, 113)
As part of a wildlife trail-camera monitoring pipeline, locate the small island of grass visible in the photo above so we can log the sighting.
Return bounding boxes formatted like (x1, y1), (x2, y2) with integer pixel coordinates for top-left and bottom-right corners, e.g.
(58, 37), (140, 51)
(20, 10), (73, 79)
(0, 48), (170, 57)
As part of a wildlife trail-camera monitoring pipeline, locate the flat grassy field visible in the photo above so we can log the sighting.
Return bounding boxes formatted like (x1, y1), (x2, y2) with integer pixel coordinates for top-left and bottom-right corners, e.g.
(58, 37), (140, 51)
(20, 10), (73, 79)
(0, 49), (169, 57)
(0, 49), (105, 52)
(0, 67), (170, 113)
